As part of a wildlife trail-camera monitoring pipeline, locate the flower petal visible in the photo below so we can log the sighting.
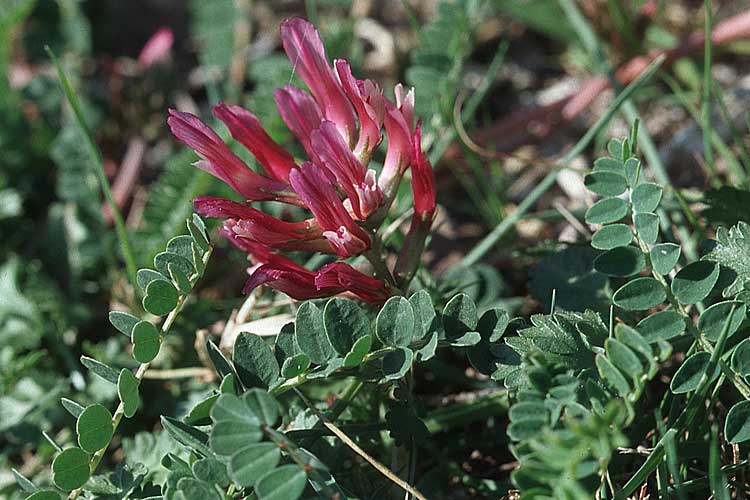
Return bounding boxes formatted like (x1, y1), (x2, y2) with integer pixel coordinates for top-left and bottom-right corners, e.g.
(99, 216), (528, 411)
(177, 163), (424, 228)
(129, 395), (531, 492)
(335, 59), (384, 159)
(315, 262), (389, 303)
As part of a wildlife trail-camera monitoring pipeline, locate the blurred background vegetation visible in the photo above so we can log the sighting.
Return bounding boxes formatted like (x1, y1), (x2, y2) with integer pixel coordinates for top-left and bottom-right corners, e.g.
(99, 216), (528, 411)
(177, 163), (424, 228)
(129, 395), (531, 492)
(2, 0), (750, 497)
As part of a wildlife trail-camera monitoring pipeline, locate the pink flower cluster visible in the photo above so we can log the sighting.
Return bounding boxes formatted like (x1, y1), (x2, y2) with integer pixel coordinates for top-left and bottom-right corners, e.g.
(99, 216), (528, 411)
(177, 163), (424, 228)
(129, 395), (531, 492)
(168, 18), (435, 303)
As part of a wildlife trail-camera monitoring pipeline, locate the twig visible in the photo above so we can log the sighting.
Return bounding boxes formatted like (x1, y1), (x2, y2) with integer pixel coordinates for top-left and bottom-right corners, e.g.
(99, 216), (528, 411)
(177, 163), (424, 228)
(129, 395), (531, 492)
(142, 367), (214, 380)
(293, 388), (428, 500)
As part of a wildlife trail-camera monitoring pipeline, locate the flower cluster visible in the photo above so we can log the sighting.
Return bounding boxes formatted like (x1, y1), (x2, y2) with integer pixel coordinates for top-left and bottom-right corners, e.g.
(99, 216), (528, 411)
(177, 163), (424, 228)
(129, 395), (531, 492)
(168, 18), (435, 303)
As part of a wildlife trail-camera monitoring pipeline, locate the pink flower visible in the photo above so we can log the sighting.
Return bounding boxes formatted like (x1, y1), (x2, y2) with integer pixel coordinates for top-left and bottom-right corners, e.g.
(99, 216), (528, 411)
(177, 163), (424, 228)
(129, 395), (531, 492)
(311, 120), (381, 219)
(378, 99), (414, 198)
(213, 103), (296, 182)
(194, 197), (330, 253)
(289, 163), (371, 257)
(274, 85), (324, 160)
(138, 28), (173, 69)
(245, 254), (338, 300)
(335, 60), (385, 160)
(280, 18), (357, 145)
(410, 120), (436, 221)
(315, 262), (390, 303)
(167, 109), (294, 202)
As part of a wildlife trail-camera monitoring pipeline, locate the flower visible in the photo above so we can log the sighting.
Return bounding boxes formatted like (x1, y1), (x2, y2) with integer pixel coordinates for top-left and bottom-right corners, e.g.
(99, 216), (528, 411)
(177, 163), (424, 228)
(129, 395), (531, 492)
(138, 27), (173, 69)
(169, 17), (434, 303)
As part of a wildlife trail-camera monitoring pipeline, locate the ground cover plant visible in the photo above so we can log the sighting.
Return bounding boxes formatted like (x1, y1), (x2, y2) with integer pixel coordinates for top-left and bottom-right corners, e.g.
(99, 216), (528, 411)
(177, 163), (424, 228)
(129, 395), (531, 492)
(3, 0), (750, 498)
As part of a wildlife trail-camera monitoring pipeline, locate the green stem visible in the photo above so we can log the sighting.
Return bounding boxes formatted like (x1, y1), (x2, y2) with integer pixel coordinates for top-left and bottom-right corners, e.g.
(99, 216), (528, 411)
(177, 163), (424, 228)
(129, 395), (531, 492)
(47, 47), (138, 286)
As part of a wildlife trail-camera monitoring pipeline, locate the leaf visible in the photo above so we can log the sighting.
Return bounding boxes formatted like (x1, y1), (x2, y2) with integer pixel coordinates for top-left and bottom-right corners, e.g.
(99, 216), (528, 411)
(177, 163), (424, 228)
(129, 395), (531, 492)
(442, 293), (478, 339)
(61, 398), (85, 418)
(185, 395), (219, 426)
(604, 339), (642, 383)
(80, 356), (119, 384)
(385, 404), (430, 446)
(192, 457), (230, 487)
(650, 243), (681, 275)
(281, 353), (311, 378)
(591, 224), (633, 250)
(210, 395), (263, 456)
(52, 448), (90, 491)
(584, 171), (627, 196)
(76, 404), (114, 453)
(585, 197), (629, 225)
(595, 354), (630, 396)
(26, 491), (60, 500)
(698, 300), (746, 341)
(702, 186), (750, 227)
(154, 251), (194, 281)
(449, 331), (482, 346)
(725, 401), (750, 443)
(169, 262), (192, 294)
(117, 369), (139, 418)
(479, 308), (510, 342)
(409, 290), (437, 339)
(731, 339), (750, 377)
(382, 347), (414, 380)
(704, 222), (750, 297)
(108, 311), (139, 337)
(671, 261), (720, 305)
(233, 332), (280, 389)
(631, 183), (663, 213)
(634, 212), (659, 245)
(176, 478), (222, 500)
(274, 322), (298, 366)
(295, 301), (336, 364)
(415, 332), (438, 362)
(613, 277), (666, 310)
(343, 335), (372, 368)
(136, 269), (168, 290)
(376, 296), (416, 347)
(623, 158), (640, 186)
(161, 416), (213, 457)
(131, 320), (161, 363)
(594, 246), (645, 277)
(13, 468), (37, 493)
(670, 352), (719, 394)
(635, 311), (685, 342)
(254, 464), (307, 500)
(323, 298), (371, 355)
(142, 279), (179, 316)
(593, 157), (624, 174)
(230, 442), (280, 487)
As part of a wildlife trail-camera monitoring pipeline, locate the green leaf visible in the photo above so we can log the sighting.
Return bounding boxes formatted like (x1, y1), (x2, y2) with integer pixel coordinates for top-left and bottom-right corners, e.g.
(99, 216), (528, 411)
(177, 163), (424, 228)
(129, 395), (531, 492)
(613, 277), (666, 310)
(210, 395), (262, 456)
(595, 353), (630, 396)
(631, 183), (663, 212)
(167, 235), (196, 262)
(593, 157), (623, 174)
(409, 290), (437, 339)
(80, 356), (119, 384)
(206, 340), (238, 382)
(142, 279), (179, 316)
(295, 302), (336, 364)
(117, 369), (139, 418)
(698, 300), (746, 341)
(591, 224), (633, 250)
(136, 269), (168, 290)
(585, 197), (629, 224)
(584, 171), (628, 196)
(13, 467), (37, 493)
(323, 298), (371, 355)
(233, 332), (280, 389)
(614, 324), (654, 367)
(593, 246), (645, 277)
(725, 401), (750, 443)
(449, 331), (482, 346)
(154, 251), (193, 280)
(606, 140), (623, 159)
(108, 311), (139, 337)
(442, 293), (478, 339)
(671, 261), (720, 305)
(623, 158), (640, 186)
(634, 212), (659, 245)
(189, 214), (211, 251)
(60, 398), (85, 418)
(704, 222), (750, 297)
(343, 334), (372, 368)
(76, 404), (113, 453)
(168, 262), (192, 294)
(605, 339), (642, 383)
(635, 310), (685, 342)
(478, 308), (510, 342)
(161, 416), (213, 457)
(52, 448), (90, 491)
(650, 243), (681, 275)
(376, 297), (415, 347)
(185, 395), (219, 426)
(230, 443), (280, 488)
(670, 352), (719, 394)
(254, 464), (307, 500)
(731, 339), (750, 377)
(192, 458), (230, 487)
(274, 322), (298, 365)
(175, 478), (221, 500)
(26, 491), (61, 500)
(131, 320), (161, 363)
(382, 347), (414, 380)
(281, 353), (311, 378)
(415, 332), (438, 362)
